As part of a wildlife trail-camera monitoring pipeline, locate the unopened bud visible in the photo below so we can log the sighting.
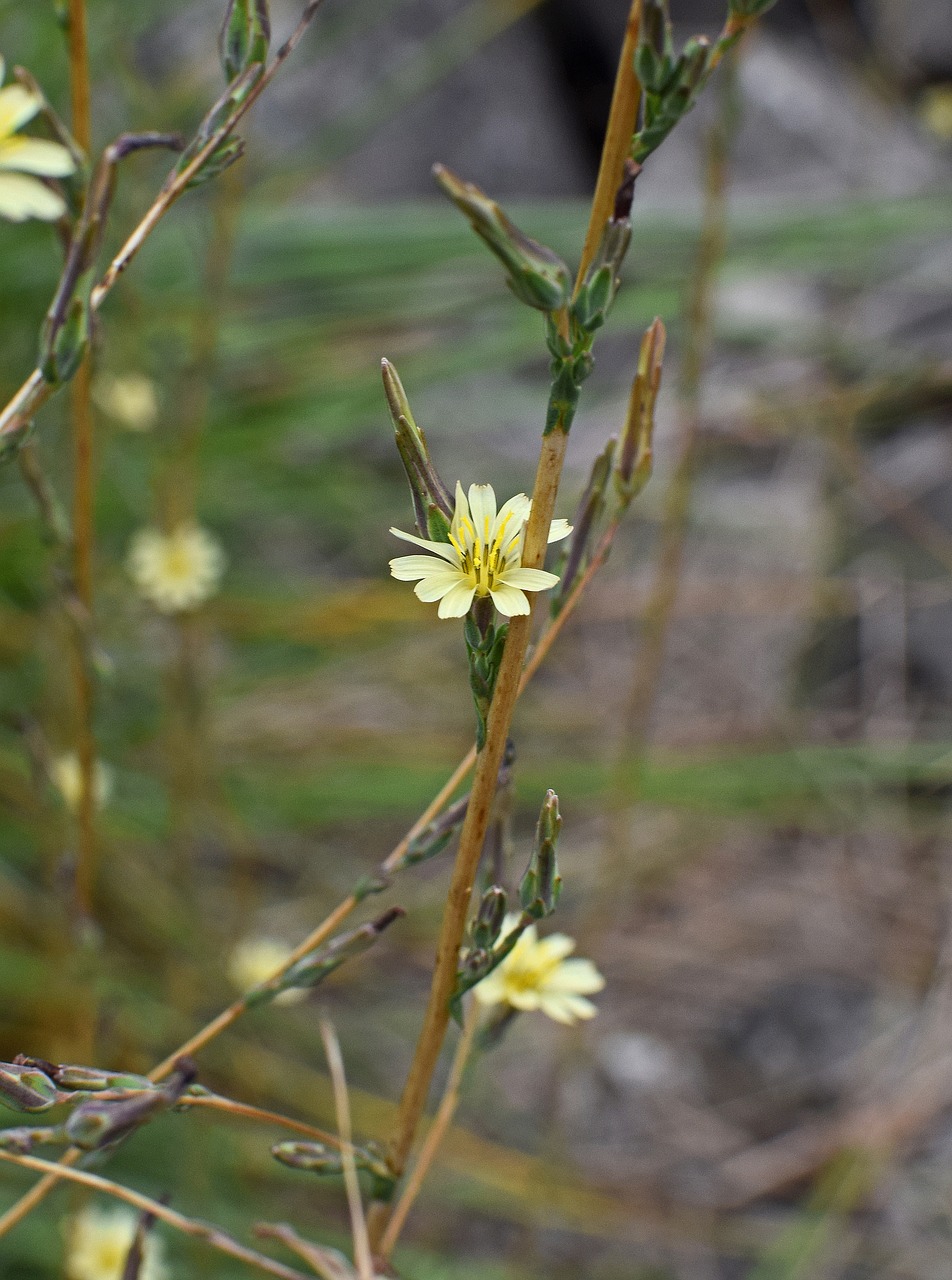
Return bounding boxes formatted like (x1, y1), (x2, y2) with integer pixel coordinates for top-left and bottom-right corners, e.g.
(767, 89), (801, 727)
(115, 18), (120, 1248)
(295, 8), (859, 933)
(52, 1064), (153, 1093)
(0, 1063), (58, 1113)
(273, 1141), (343, 1174)
(472, 886), (507, 950)
(434, 165), (571, 312)
(220, 0), (270, 83)
(615, 318), (665, 504)
(519, 790), (562, 920)
(258, 908), (404, 1004)
(63, 1058), (195, 1151)
(382, 359), (453, 537)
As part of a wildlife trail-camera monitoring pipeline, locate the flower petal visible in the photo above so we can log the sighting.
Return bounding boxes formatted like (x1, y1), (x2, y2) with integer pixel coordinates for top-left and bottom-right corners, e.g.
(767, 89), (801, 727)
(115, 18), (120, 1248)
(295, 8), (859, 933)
(0, 172), (64, 221)
(0, 85), (41, 138)
(547, 518), (573, 543)
(493, 492), (530, 539)
(415, 573), (465, 603)
(390, 526), (459, 565)
(467, 483), (497, 537)
(437, 581), (476, 618)
(389, 554), (456, 582)
(501, 567), (560, 592)
(0, 136), (75, 176)
(488, 582), (530, 617)
(539, 993), (598, 1024)
(544, 958), (606, 996)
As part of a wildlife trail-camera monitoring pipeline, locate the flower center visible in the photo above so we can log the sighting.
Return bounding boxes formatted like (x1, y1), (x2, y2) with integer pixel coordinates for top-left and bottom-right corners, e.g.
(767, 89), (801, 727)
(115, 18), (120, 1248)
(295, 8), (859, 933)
(450, 512), (519, 597)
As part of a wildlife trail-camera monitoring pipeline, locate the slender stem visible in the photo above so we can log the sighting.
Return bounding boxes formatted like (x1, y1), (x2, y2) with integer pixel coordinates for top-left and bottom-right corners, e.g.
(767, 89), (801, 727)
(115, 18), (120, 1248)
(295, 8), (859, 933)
(67, 0), (92, 154)
(181, 1093), (341, 1147)
(574, 0), (643, 292)
(369, 2), (645, 1249)
(379, 999), (479, 1258)
(0, 1151), (312, 1280)
(65, 0), (98, 918)
(319, 1020), (373, 1280)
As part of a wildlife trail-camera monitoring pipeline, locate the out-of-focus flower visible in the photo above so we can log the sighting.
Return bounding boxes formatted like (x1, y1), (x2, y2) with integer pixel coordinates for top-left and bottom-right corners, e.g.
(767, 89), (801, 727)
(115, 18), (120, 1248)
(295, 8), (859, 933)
(127, 524), (225, 614)
(50, 753), (113, 813)
(228, 935), (305, 1005)
(65, 1205), (167, 1280)
(474, 914), (605, 1025)
(0, 57), (75, 222)
(389, 481), (571, 619)
(94, 373), (159, 432)
(920, 84), (952, 140)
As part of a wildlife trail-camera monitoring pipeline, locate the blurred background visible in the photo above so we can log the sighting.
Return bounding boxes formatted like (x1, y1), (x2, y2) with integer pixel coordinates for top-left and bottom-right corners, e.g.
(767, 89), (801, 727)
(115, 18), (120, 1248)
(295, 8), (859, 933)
(1, 0), (952, 1275)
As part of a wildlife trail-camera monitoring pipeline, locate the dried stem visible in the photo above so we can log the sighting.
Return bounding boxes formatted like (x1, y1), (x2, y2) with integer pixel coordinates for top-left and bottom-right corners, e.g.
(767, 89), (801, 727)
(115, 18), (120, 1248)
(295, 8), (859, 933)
(0, 1151), (312, 1280)
(379, 999), (480, 1258)
(64, 0), (98, 919)
(181, 1093), (341, 1147)
(319, 1020), (373, 1280)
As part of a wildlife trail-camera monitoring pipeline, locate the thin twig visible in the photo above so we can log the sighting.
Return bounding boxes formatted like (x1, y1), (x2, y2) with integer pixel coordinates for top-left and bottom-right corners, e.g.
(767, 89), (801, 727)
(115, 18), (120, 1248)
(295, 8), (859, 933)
(181, 1093), (341, 1147)
(379, 999), (479, 1258)
(0, 1150), (312, 1280)
(65, 0), (98, 920)
(319, 1020), (373, 1280)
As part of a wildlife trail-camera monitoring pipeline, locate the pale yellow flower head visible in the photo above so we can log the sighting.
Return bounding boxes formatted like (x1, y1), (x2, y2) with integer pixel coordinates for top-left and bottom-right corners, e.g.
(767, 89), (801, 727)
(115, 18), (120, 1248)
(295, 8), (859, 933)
(94, 372), (159, 432)
(228, 935), (305, 1005)
(389, 481), (571, 618)
(0, 57), (75, 222)
(65, 1205), (168, 1280)
(920, 84), (952, 140)
(474, 914), (605, 1025)
(51, 753), (113, 813)
(127, 524), (226, 614)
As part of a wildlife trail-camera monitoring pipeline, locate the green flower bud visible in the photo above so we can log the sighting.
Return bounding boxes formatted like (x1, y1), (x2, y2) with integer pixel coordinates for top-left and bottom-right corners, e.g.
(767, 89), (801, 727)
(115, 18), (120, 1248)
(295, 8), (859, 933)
(382, 358), (453, 537)
(615, 318), (665, 505)
(519, 790), (562, 920)
(433, 165), (572, 312)
(0, 1063), (58, 1113)
(220, 0), (270, 84)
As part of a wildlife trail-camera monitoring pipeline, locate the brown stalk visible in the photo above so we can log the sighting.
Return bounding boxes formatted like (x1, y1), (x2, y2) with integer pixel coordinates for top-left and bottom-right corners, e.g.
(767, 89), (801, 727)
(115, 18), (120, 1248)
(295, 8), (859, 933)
(368, 0), (645, 1250)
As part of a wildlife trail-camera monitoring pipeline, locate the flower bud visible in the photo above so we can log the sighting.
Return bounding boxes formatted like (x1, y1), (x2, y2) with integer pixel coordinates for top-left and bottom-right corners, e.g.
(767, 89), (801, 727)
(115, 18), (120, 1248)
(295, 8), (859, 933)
(220, 0), (270, 84)
(63, 1059), (195, 1151)
(0, 1063), (58, 1113)
(382, 359), (453, 537)
(472, 886), (507, 951)
(255, 908), (404, 1005)
(615, 318), (665, 505)
(272, 1141), (343, 1174)
(519, 790), (562, 920)
(433, 165), (572, 312)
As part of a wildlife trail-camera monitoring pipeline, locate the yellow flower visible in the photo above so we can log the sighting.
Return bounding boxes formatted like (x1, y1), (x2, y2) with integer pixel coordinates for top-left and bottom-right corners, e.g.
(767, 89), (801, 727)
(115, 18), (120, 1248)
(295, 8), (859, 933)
(920, 84), (952, 140)
(65, 1205), (168, 1280)
(227, 935), (306, 1005)
(474, 914), (605, 1025)
(127, 524), (225, 614)
(389, 481), (571, 618)
(0, 57), (75, 222)
(51, 753), (113, 813)
(94, 372), (159, 432)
